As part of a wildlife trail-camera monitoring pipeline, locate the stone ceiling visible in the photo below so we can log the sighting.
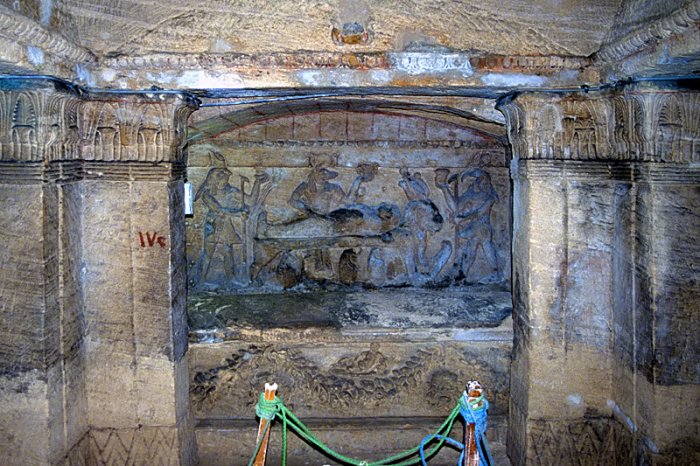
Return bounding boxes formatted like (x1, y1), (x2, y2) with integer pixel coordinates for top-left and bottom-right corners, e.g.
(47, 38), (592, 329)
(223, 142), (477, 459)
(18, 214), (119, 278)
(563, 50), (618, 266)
(0, 0), (697, 89)
(9, 0), (624, 58)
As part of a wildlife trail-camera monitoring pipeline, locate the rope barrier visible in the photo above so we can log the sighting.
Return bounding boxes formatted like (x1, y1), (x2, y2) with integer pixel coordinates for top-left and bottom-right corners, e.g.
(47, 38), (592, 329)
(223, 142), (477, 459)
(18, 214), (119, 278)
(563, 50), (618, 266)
(248, 385), (493, 466)
(459, 393), (494, 466)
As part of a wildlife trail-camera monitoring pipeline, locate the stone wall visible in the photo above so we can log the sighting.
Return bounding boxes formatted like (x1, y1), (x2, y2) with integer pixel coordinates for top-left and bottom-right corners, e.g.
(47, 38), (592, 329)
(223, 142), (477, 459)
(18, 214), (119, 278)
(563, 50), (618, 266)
(499, 81), (700, 465)
(0, 78), (198, 465)
(0, 75), (697, 465)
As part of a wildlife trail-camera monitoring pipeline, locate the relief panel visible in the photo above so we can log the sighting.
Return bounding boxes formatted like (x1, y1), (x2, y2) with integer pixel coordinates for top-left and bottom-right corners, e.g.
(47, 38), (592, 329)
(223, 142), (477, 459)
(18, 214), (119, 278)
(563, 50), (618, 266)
(186, 112), (510, 292)
(190, 340), (511, 420)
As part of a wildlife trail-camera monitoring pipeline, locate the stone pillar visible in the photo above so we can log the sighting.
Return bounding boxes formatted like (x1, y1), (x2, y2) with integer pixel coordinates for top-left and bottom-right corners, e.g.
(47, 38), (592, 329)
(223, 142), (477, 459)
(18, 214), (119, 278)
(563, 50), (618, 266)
(76, 94), (197, 464)
(498, 82), (700, 464)
(0, 80), (87, 465)
(0, 78), (198, 465)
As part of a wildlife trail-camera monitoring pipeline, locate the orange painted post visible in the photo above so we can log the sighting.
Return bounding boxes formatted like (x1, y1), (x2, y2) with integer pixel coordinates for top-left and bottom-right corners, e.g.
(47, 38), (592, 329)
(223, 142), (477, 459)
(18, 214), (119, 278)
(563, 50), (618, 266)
(464, 381), (483, 466)
(253, 382), (278, 466)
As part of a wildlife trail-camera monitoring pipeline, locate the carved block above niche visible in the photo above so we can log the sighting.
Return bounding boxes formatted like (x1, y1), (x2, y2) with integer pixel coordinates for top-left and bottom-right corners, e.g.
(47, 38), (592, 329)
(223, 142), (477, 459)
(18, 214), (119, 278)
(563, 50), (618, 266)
(186, 110), (511, 292)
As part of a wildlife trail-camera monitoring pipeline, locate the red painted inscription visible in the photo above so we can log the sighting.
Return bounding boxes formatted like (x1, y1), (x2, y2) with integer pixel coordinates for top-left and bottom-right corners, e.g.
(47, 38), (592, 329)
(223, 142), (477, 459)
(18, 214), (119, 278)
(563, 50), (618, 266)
(138, 231), (167, 248)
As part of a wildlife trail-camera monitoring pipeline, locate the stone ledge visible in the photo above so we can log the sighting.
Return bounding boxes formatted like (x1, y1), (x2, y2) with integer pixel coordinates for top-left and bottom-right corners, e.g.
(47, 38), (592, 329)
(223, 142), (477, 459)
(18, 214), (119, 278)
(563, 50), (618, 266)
(188, 286), (512, 344)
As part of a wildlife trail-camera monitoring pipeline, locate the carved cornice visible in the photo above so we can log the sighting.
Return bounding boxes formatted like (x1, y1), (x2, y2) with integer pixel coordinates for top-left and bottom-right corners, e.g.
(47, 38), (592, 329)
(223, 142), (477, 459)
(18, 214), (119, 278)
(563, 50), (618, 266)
(595, 0), (700, 64)
(98, 51), (589, 75)
(497, 84), (700, 163)
(212, 139), (504, 150)
(0, 5), (94, 65)
(0, 84), (197, 164)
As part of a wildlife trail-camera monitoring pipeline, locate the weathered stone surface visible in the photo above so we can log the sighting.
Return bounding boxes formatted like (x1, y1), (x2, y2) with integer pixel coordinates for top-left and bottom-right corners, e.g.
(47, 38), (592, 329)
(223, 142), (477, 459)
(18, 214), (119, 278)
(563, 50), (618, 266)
(81, 174), (195, 460)
(187, 109), (510, 292)
(25, 0), (620, 59)
(0, 81), (197, 464)
(0, 370), (51, 465)
(0, 5), (94, 80)
(189, 328), (512, 419)
(0, 16), (700, 464)
(597, 0), (700, 78)
(188, 287), (511, 338)
(0, 182), (48, 371)
(502, 86), (700, 465)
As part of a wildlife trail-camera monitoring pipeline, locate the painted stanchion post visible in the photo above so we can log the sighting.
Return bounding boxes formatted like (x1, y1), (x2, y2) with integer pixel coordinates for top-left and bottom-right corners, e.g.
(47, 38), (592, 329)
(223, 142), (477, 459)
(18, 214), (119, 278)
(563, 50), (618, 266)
(254, 382), (278, 466)
(464, 381), (483, 466)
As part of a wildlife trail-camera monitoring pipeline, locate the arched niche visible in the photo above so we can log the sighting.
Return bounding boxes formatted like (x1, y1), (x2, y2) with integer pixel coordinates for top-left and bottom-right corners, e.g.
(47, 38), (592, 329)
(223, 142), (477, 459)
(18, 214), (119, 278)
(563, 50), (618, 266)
(185, 99), (511, 295)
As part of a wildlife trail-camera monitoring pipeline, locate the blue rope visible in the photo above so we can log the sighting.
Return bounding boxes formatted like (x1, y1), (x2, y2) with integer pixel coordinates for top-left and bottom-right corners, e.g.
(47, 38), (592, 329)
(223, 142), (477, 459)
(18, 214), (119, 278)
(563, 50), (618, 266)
(459, 394), (494, 466)
(418, 434), (465, 466)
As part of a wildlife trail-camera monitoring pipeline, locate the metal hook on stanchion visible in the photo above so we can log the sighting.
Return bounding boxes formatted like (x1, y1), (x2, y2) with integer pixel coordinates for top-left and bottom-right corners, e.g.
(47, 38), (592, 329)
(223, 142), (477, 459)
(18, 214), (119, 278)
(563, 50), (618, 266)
(253, 382), (278, 466)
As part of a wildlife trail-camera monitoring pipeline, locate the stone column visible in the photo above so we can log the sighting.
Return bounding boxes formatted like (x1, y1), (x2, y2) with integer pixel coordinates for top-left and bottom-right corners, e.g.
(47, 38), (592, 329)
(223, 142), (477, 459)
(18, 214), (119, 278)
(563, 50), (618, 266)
(76, 93), (197, 464)
(0, 78), (198, 465)
(498, 82), (700, 464)
(0, 80), (87, 465)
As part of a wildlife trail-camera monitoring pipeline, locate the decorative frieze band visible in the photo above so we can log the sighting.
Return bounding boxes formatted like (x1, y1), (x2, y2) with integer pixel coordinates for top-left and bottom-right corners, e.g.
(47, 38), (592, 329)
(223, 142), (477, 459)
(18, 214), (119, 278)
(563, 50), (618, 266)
(0, 81), (197, 164)
(497, 83), (700, 163)
(98, 51), (589, 75)
(0, 160), (186, 183)
(1, 78), (698, 166)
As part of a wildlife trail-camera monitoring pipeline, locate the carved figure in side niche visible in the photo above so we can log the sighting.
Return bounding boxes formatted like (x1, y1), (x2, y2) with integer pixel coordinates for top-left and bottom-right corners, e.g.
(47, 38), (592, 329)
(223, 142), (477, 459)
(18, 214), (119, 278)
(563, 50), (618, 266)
(399, 168), (452, 284)
(435, 168), (502, 283)
(191, 151), (271, 288)
(331, 343), (387, 376)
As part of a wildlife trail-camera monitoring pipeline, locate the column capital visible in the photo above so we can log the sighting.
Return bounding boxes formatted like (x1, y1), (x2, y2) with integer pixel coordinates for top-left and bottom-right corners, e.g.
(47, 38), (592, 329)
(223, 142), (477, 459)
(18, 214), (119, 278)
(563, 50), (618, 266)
(77, 93), (197, 163)
(497, 82), (700, 164)
(0, 77), (198, 165)
(0, 81), (80, 162)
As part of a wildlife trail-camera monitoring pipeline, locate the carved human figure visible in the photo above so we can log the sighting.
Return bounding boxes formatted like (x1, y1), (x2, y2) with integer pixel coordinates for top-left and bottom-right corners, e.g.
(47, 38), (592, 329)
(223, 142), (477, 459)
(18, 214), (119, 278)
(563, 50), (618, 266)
(453, 169), (501, 283)
(399, 168), (452, 284)
(192, 154), (270, 288)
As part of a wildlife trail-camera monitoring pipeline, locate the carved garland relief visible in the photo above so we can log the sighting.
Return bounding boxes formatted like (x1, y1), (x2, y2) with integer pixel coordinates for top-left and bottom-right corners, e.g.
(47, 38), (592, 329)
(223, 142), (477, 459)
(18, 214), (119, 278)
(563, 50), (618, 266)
(191, 343), (509, 418)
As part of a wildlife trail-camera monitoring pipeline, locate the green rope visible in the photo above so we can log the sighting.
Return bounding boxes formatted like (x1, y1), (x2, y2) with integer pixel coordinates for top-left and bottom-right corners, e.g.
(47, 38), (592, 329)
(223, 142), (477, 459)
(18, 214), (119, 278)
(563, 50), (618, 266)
(249, 393), (465, 466)
(255, 392), (281, 420)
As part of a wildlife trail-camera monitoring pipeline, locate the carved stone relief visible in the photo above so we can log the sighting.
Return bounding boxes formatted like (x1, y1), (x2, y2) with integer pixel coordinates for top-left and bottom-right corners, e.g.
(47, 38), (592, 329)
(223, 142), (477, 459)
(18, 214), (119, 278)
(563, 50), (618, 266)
(498, 85), (700, 163)
(78, 98), (196, 162)
(190, 341), (510, 419)
(187, 122), (511, 292)
(0, 87), (196, 164)
(0, 89), (75, 161)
